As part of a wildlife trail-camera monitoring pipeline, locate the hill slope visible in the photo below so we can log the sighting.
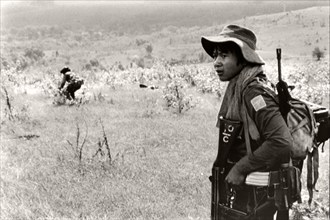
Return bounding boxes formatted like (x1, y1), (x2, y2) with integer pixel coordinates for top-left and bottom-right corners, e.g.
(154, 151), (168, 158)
(1, 1), (328, 33)
(242, 6), (329, 59)
(1, 5), (329, 68)
(152, 6), (330, 61)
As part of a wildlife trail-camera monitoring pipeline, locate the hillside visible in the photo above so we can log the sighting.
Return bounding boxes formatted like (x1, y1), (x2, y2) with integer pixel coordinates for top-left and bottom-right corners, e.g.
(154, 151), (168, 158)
(154, 6), (329, 61)
(1, 4), (329, 70)
(1, 1), (328, 33)
(189, 6), (330, 60)
(240, 6), (329, 59)
(108, 6), (330, 64)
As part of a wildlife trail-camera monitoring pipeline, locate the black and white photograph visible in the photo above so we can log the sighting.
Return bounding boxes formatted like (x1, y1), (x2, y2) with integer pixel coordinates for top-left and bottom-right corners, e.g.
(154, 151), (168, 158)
(1, 1), (329, 219)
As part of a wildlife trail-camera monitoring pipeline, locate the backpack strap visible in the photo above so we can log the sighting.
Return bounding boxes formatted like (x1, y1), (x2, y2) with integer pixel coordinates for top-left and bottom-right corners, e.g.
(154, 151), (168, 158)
(290, 117), (308, 134)
(242, 103), (253, 156)
(241, 78), (275, 156)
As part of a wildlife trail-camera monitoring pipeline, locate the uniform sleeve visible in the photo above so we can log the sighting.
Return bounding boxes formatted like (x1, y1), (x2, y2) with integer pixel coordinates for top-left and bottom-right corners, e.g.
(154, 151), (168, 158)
(234, 86), (292, 175)
(59, 74), (66, 89)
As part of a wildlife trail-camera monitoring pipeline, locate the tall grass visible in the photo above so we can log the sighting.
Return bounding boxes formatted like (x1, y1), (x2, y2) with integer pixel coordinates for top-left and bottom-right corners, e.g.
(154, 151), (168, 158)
(1, 86), (220, 220)
(1, 84), (328, 220)
(1, 57), (329, 219)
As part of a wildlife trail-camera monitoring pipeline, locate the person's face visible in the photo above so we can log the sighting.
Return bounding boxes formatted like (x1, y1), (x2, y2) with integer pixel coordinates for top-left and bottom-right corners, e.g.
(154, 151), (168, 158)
(213, 46), (244, 81)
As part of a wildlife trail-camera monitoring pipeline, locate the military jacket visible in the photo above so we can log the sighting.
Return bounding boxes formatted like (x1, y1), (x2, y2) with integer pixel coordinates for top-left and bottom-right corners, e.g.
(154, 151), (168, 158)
(59, 72), (81, 89)
(228, 77), (292, 175)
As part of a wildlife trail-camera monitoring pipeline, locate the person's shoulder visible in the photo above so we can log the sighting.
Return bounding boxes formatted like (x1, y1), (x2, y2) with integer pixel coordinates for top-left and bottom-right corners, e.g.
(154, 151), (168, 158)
(65, 71), (77, 77)
(244, 76), (278, 106)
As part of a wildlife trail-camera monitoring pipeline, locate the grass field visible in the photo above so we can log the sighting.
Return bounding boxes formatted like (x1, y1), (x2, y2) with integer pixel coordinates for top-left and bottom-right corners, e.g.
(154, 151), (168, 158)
(1, 85), (218, 219)
(1, 82), (329, 220)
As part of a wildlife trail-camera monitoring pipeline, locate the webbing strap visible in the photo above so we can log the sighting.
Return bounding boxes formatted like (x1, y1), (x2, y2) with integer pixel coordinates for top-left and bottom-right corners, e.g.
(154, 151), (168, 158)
(241, 87), (262, 156)
(242, 102), (253, 156)
(241, 80), (272, 156)
(290, 117), (308, 134)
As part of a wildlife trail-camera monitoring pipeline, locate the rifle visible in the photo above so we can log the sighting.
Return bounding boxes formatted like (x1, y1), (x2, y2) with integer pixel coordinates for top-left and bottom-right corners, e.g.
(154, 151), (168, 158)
(210, 117), (244, 220)
(276, 48), (292, 119)
(275, 48), (330, 206)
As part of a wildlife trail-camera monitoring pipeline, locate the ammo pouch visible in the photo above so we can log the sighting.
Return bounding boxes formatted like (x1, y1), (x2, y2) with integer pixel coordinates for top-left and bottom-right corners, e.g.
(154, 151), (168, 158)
(287, 166), (302, 205)
(246, 165), (302, 210)
(212, 166), (301, 219)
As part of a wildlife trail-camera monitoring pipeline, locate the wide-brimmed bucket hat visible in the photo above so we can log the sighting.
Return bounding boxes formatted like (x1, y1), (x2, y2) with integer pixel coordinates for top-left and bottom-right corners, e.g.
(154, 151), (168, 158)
(60, 66), (71, 74)
(201, 24), (264, 65)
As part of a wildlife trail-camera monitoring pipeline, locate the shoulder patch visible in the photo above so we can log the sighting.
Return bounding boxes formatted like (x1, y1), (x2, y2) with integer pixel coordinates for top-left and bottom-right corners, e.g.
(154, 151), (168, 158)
(250, 95), (267, 112)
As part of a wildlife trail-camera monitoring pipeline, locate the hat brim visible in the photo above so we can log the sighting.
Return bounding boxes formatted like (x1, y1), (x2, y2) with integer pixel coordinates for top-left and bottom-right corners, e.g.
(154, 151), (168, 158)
(201, 36), (265, 65)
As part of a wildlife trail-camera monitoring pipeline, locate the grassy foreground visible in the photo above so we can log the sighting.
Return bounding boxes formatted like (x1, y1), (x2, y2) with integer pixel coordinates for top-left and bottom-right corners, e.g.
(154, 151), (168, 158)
(0, 85), (329, 220)
(1, 85), (219, 220)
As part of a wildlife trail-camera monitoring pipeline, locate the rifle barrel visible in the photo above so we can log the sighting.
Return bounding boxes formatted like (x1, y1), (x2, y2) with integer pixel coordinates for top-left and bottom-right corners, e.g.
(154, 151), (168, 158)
(277, 48), (282, 81)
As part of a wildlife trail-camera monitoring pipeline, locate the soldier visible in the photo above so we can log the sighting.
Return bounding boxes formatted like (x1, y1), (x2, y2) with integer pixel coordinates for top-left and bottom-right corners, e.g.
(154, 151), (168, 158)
(202, 25), (293, 220)
(58, 67), (84, 100)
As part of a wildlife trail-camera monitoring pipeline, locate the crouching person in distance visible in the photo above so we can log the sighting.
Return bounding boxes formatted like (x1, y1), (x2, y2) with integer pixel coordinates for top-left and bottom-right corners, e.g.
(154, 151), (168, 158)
(58, 67), (84, 100)
(202, 25), (295, 220)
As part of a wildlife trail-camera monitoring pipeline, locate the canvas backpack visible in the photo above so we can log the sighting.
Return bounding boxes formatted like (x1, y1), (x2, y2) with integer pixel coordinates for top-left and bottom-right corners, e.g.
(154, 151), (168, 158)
(286, 98), (317, 160)
(243, 79), (317, 161)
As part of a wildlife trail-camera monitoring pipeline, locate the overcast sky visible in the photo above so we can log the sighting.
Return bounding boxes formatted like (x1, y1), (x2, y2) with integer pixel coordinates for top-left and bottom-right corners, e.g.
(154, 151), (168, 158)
(0, 0), (295, 7)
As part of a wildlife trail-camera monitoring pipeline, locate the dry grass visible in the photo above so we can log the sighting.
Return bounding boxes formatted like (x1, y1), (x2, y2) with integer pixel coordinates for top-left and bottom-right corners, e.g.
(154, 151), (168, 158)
(1, 83), (329, 220)
(0, 86), (218, 220)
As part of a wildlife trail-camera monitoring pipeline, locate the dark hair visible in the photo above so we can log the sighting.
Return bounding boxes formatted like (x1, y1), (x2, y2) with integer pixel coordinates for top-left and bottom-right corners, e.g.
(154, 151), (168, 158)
(214, 41), (246, 65)
(60, 67), (71, 74)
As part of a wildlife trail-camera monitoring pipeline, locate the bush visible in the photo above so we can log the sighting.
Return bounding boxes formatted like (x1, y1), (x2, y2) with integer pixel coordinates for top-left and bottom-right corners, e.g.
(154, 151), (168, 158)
(136, 58), (145, 68)
(136, 39), (148, 46)
(90, 59), (100, 67)
(198, 52), (208, 63)
(1, 57), (10, 70)
(84, 59), (101, 71)
(312, 47), (324, 61)
(145, 44), (153, 54)
(11, 56), (29, 71)
(162, 78), (196, 114)
(24, 48), (45, 62)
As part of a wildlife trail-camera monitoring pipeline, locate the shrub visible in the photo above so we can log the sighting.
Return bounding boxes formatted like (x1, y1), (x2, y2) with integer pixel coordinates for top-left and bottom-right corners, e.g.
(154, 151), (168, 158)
(136, 58), (145, 68)
(312, 47), (324, 61)
(84, 59), (101, 71)
(24, 48), (45, 62)
(15, 56), (29, 71)
(136, 39), (148, 46)
(118, 63), (125, 71)
(90, 59), (100, 67)
(1, 57), (10, 70)
(1, 86), (31, 122)
(162, 78), (196, 114)
(145, 44), (153, 55)
(198, 52), (207, 63)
